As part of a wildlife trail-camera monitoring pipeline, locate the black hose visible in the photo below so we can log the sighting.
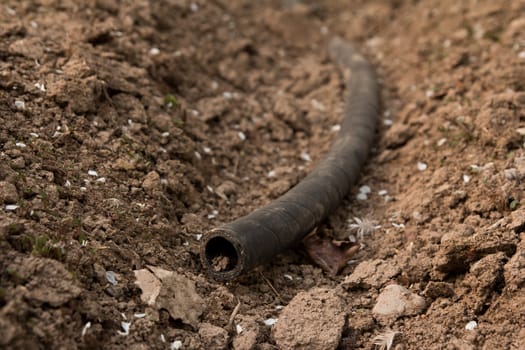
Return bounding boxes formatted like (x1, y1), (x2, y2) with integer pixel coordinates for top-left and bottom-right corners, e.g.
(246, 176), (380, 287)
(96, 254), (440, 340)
(200, 37), (379, 281)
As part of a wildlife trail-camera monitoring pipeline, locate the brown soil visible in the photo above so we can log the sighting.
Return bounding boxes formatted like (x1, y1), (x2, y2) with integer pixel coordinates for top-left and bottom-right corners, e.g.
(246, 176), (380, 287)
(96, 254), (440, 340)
(1, 0), (524, 349)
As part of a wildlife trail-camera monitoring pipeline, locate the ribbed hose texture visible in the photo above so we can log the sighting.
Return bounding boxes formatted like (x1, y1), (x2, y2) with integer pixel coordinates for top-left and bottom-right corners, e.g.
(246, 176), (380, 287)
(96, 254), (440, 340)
(200, 37), (380, 281)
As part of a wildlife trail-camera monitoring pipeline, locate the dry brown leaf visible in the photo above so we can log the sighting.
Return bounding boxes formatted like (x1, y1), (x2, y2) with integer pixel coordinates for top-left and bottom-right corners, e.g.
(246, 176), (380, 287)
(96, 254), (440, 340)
(303, 230), (360, 275)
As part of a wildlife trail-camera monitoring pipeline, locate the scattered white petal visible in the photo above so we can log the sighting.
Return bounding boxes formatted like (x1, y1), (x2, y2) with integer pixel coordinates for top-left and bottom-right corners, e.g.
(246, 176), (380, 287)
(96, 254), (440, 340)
(29, 132), (39, 138)
(356, 192), (368, 201)
(426, 89), (434, 98)
(275, 305), (283, 310)
(373, 329), (400, 350)
(117, 322), (131, 336)
(359, 185), (371, 194)
(437, 138), (447, 146)
(311, 99), (326, 111)
(161, 334), (166, 342)
(171, 340), (183, 350)
(195, 234), (202, 241)
(191, 109), (199, 116)
(34, 82), (46, 92)
(470, 164), (480, 172)
(463, 175), (471, 183)
(203, 146), (212, 154)
(134, 313), (146, 318)
(516, 127), (525, 136)
(378, 190), (388, 196)
(518, 51), (525, 59)
(194, 151), (202, 160)
(263, 318), (277, 326)
(383, 119), (393, 126)
(348, 234), (357, 243)
(80, 187), (87, 191)
(81, 240), (87, 247)
(391, 222), (405, 229)
(65, 180), (71, 187)
(30, 20), (38, 28)
(5, 205), (19, 211)
(331, 124), (341, 132)
(211, 81), (219, 90)
(15, 142), (26, 148)
(190, 2), (199, 12)
(207, 185), (214, 193)
(14, 100), (25, 109)
(121, 313), (127, 320)
(235, 324), (243, 334)
(267, 170), (276, 178)
(300, 152), (311, 162)
(6, 6), (16, 15)
(95, 177), (106, 183)
(105, 271), (118, 285)
(237, 131), (246, 141)
(283, 274), (293, 281)
(348, 217), (381, 239)
(161, 131), (170, 137)
(465, 321), (478, 331)
(149, 47), (160, 56)
(81, 322), (91, 337)
(417, 162), (427, 171)
(223, 91), (233, 99)
(88, 170), (98, 177)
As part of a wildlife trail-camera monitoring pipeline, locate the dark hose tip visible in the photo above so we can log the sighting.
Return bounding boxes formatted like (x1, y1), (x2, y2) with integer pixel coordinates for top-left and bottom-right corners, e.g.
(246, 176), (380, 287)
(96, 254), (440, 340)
(200, 229), (246, 281)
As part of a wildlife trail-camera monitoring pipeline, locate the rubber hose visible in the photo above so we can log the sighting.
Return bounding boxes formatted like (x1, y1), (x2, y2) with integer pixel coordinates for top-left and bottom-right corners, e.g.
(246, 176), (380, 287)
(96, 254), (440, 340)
(200, 37), (379, 281)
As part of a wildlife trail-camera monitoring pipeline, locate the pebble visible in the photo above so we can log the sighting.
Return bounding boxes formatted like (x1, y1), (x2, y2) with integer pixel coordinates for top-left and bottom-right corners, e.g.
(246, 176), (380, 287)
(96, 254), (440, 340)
(0, 181), (19, 204)
(372, 284), (426, 321)
(273, 288), (345, 350)
(198, 323), (228, 350)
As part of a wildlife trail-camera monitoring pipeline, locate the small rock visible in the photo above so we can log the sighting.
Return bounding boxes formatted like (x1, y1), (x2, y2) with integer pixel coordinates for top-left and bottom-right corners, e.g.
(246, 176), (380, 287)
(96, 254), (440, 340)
(273, 288), (345, 350)
(509, 208), (525, 233)
(198, 323), (228, 350)
(423, 281), (456, 300)
(342, 259), (401, 289)
(216, 181), (237, 198)
(232, 316), (259, 350)
(372, 284), (426, 321)
(142, 171), (161, 196)
(0, 181), (18, 204)
(504, 240), (525, 291)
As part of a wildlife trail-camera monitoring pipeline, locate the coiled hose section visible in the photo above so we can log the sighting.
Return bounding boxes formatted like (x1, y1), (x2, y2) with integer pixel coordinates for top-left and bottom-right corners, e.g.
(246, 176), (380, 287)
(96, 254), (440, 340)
(200, 37), (380, 281)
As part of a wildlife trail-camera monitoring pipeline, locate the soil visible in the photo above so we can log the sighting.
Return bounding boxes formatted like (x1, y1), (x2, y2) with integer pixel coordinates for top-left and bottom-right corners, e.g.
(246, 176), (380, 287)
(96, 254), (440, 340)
(1, 0), (524, 349)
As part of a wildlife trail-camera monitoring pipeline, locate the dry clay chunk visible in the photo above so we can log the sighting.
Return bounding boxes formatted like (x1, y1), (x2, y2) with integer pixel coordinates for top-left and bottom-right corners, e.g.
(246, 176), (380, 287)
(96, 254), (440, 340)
(372, 284), (426, 321)
(273, 288), (345, 350)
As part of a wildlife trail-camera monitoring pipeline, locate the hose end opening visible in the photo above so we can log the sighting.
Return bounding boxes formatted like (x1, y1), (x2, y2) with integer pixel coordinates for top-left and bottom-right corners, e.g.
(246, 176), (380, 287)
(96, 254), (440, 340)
(200, 232), (244, 281)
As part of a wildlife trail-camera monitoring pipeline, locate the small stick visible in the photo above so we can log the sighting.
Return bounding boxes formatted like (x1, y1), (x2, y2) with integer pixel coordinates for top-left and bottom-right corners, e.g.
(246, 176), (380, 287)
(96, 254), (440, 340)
(260, 272), (283, 304)
(227, 300), (241, 330)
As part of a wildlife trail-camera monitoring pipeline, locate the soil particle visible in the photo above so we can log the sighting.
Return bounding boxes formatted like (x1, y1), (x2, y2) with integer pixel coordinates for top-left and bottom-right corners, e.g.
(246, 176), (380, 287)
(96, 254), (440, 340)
(198, 322), (229, 350)
(372, 284), (426, 322)
(0, 181), (18, 204)
(8, 256), (82, 307)
(232, 315), (259, 350)
(503, 236), (525, 292)
(458, 252), (506, 315)
(432, 226), (517, 278)
(342, 259), (401, 290)
(142, 171), (162, 196)
(273, 287), (345, 350)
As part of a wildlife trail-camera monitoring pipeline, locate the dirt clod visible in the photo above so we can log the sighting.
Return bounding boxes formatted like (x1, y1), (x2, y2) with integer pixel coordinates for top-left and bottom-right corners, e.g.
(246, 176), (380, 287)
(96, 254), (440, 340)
(273, 288), (345, 350)
(0, 181), (18, 204)
(372, 284), (426, 322)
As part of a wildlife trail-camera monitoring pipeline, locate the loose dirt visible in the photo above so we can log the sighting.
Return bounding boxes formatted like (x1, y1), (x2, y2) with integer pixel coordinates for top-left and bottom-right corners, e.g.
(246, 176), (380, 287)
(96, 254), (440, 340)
(1, 0), (524, 349)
